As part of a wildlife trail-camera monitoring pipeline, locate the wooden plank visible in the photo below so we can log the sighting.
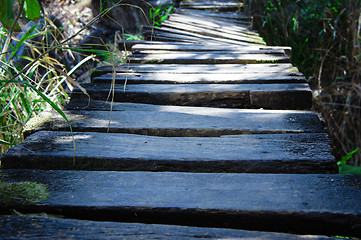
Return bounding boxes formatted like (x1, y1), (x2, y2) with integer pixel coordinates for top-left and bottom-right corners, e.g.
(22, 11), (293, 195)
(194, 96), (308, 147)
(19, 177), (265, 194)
(3, 170), (360, 237)
(143, 32), (199, 43)
(131, 43), (291, 53)
(1, 131), (336, 172)
(128, 52), (290, 64)
(156, 21), (263, 44)
(92, 63), (298, 76)
(174, 8), (252, 21)
(25, 104), (325, 136)
(143, 26), (264, 45)
(117, 40), (180, 51)
(92, 72), (306, 84)
(165, 15), (257, 36)
(143, 29), (264, 46)
(132, 48), (285, 55)
(170, 11), (252, 29)
(168, 13), (253, 28)
(160, 20), (258, 40)
(71, 83), (312, 109)
(169, 12), (253, 26)
(0, 216), (335, 240)
(180, 2), (242, 11)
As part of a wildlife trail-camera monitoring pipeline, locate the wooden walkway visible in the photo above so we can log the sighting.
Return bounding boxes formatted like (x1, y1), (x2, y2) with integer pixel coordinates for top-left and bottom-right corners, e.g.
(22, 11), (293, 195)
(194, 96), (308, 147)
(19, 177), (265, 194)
(1, 0), (361, 238)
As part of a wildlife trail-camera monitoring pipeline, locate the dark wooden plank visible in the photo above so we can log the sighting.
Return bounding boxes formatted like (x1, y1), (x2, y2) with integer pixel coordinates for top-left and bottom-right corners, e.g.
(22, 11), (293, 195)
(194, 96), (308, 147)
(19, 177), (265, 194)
(92, 63), (298, 76)
(0, 216), (335, 240)
(71, 83), (312, 109)
(128, 52), (289, 64)
(2, 170), (360, 237)
(24, 104), (325, 136)
(92, 72), (305, 84)
(1, 131), (336, 173)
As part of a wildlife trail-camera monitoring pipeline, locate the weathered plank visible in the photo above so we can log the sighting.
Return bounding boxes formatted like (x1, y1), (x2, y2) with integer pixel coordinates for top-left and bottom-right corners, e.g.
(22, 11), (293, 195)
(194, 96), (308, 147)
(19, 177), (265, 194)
(174, 8), (252, 21)
(171, 11), (256, 30)
(143, 33), (199, 43)
(71, 83), (312, 109)
(160, 20), (260, 42)
(24, 103), (325, 136)
(118, 40), (262, 51)
(143, 24), (261, 44)
(168, 12), (253, 28)
(128, 52), (289, 64)
(92, 63), (298, 76)
(2, 170), (360, 237)
(0, 216), (335, 240)
(145, 24), (264, 45)
(1, 131), (336, 173)
(180, 1), (242, 11)
(131, 43), (291, 55)
(143, 28), (263, 46)
(92, 72), (305, 84)
(132, 49), (285, 55)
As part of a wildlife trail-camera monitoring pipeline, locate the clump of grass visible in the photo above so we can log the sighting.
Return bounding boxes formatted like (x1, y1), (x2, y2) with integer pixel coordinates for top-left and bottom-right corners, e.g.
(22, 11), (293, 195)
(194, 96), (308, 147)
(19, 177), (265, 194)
(0, 17), (71, 154)
(245, 0), (361, 165)
(150, 4), (175, 27)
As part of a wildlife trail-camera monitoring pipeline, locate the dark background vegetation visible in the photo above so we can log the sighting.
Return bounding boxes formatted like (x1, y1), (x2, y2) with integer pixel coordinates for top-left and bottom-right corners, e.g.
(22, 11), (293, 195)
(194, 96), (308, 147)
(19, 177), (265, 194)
(245, 0), (361, 166)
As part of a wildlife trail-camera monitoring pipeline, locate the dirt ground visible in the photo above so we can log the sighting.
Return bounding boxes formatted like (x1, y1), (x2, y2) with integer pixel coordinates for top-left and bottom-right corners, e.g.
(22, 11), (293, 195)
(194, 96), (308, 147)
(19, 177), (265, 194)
(40, 0), (93, 43)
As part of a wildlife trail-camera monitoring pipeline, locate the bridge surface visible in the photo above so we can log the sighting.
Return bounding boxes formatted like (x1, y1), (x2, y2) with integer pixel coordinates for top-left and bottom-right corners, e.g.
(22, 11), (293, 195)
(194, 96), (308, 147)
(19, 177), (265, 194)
(1, 0), (361, 238)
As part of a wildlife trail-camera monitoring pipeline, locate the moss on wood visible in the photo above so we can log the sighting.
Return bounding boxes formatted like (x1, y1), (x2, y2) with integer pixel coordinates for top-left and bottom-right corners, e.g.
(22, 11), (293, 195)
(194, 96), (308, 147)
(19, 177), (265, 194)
(0, 179), (49, 207)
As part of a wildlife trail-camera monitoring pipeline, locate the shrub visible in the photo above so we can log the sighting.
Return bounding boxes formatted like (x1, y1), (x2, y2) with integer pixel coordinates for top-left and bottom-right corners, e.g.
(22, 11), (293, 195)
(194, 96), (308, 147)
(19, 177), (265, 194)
(246, 0), (361, 165)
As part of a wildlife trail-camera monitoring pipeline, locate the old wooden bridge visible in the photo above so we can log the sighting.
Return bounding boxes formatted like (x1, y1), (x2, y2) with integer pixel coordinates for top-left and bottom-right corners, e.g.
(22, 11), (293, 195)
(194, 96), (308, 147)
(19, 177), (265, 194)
(1, 0), (361, 238)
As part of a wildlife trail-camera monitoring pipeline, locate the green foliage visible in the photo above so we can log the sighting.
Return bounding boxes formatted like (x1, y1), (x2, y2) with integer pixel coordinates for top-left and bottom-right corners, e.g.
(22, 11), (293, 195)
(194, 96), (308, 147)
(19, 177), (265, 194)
(258, 0), (356, 79)
(0, 0), (17, 29)
(247, 0), (361, 166)
(338, 148), (361, 175)
(23, 0), (41, 21)
(150, 4), (174, 27)
(0, 22), (71, 153)
(0, 180), (49, 206)
(0, 0), (41, 30)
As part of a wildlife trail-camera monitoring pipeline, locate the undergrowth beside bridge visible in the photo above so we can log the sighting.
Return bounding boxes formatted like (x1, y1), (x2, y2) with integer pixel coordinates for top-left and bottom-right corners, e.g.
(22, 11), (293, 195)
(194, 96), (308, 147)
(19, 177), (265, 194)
(246, 0), (361, 166)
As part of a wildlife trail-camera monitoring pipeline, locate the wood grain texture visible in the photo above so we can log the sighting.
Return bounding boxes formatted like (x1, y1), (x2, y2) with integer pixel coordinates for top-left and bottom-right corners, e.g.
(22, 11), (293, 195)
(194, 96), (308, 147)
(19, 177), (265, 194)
(92, 63), (298, 76)
(71, 83), (312, 109)
(128, 52), (289, 64)
(92, 72), (305, 84)
(131, 43), (290, 53)
(25, 103), (324, 136)
(1, 131), (336, 173)
(2, 170), (359, 237)
(0, 216), (336, 240)
(144, 24), (265, 45)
